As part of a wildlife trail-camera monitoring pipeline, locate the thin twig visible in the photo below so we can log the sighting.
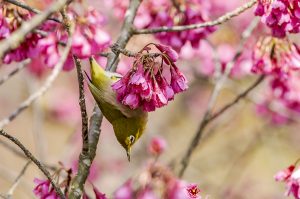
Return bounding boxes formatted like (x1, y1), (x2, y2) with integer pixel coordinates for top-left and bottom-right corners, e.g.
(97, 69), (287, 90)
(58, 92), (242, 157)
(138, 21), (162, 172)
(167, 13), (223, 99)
(134, 0), (257, 34)
(178, 18), (260, 177)
(0, 60), (29, 86)
(0, 22), (74, 130)
(210, 76), (265, 121)
(4, 0), (62, 23)
(68, 0), (142, 198)
(111, 44), (161, 58)
(0, 130), (65, 199)
(6, 160), (31, 199)
(0, 139), (57, 170)
(0, 0), (70, 59)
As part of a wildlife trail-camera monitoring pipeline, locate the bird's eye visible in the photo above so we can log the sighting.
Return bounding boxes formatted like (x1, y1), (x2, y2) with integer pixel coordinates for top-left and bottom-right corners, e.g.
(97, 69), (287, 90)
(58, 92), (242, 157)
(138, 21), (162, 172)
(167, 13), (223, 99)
(129, 135), (135, 143)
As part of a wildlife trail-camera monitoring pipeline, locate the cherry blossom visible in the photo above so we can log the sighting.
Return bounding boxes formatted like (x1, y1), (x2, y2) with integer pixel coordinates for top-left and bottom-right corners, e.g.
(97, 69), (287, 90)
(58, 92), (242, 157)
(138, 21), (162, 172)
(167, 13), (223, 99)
(255, 0), (300, 38)
(112, 43), (188, 112)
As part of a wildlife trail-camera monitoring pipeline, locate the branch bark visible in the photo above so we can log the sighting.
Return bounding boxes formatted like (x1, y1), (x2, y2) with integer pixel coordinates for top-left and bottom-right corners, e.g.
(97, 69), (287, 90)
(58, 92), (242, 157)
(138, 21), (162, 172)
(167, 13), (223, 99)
(178, 18), (260, 177)
(4, 0), (62, 23)
(68, 0), (142, 198)
(0, 130), (65, 198)
(0, 25), (73, 130)
(0, 0), (69, 59)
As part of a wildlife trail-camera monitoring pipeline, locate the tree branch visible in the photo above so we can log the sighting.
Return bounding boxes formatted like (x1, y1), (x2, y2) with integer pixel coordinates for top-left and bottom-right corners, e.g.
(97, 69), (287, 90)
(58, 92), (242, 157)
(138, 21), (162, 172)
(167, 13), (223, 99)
(0, 60), (28, 86)
(5, 160), (31, 199)
(134, 0), (257, 34)
(4, 0), (62, 23)
(0, 25), (74, 129)
(68, 0), (142, 198)
(0, 130), (65, 199)
(178, 18), (260, 177)
(0, 0), (70, 59)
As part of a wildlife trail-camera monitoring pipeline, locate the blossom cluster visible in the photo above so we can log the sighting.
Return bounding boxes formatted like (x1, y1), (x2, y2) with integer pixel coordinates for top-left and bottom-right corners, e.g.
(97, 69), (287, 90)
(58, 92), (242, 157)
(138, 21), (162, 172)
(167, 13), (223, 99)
(113, 137), (202, 199)
(113, 0), (215, 52)
(275, 164), (300, 199)
(0, 4), (41, 64)
(251, 37), (300, 124)
(33, 165), (107, 199)
(0, 2), (110, 76)
(112, 43), (188, 112)
(255, 0), (300, 38)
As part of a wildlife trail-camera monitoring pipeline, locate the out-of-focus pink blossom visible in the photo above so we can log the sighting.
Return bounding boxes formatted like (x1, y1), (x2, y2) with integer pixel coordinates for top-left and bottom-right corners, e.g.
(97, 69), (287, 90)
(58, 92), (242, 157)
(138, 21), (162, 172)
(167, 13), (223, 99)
(252, 37), (300, 125)
(137, 187), (159, 199)
(275, 165), (300, 199)
(148, 136), (167, 156)
(275, 165), (295, 182)
(167, 180), (198, 199)
(255, 0), (300, 38)
(37, 33), (60, 68)
(112, 44), (188, 112)
(33, 178), (59, 199)
(114, 180), (133, 199)
(112, 0), (215, 52)
(0, 4), (110, 74)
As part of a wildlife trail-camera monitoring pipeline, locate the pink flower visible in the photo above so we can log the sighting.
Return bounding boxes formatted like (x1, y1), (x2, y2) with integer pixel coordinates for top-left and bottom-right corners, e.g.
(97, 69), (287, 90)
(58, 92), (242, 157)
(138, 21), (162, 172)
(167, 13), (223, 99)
(71, 8), (110, 59)
(113, 0), (215, 52)
(255, 0), (300, 38)
(112, 44), (188, 112)
(155, 43), (179, 62)
(170, 66), (189, 94)
(186, 184), (201, 199)
(33, 178), (59, 199)
(37, 33), (60, 68)
(167, 180), (194, 199)
(137, 187), (158, 199)
(275, 165), (300, 199)
(275, 165), (295, 182)
(148, 136), (167, 156)
(114, 180), (133, 199)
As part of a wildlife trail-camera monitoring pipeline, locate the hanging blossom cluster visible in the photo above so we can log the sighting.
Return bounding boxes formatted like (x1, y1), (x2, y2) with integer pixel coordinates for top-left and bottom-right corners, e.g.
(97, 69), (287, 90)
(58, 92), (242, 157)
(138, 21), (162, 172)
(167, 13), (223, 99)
(112, 43), (188, 112)
(113, 0), (215, 52)
(255, 0), (300, 38)
(0, 2), (110, 76)
(251, 36), (300, 124)
(113, 137), (202, 199)
(275, 163), (300, 199)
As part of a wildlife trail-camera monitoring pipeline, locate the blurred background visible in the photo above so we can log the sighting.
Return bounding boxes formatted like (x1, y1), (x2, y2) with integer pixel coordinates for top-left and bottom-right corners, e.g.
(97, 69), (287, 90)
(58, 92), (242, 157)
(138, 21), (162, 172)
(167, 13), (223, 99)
(1, 0), (300, 198)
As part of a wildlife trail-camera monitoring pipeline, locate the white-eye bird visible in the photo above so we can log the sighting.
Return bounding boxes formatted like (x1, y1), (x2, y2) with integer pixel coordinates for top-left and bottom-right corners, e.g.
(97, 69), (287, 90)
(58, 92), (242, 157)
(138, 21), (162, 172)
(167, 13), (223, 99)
(86, 57), (148, 161)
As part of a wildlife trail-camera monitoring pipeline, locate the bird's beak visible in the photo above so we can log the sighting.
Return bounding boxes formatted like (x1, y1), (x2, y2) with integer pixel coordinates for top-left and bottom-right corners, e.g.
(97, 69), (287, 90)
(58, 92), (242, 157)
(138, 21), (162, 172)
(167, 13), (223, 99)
(126, 148), (131, 162)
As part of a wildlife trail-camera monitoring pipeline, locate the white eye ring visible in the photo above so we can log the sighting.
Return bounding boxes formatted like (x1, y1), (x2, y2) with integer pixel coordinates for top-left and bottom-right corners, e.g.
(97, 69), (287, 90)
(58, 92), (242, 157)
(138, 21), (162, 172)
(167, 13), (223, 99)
(129, 135), (135, 143)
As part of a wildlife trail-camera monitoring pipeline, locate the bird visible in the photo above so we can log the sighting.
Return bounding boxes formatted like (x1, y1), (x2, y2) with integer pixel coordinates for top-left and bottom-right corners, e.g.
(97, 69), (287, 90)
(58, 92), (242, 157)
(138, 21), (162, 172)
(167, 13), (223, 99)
(86, 57), (148, 161)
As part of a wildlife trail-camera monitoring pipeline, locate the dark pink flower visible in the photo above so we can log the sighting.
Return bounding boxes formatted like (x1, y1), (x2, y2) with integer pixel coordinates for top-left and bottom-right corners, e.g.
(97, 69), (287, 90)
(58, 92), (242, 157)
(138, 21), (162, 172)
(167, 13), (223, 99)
(186, 184), (201, 199)
(148, 136), (167, 156)
(275, 165), (295, 182)
(255, 0), (300, 38)
(155, 43), (179, 62)
(33, 178), (59, 199)
(275, 165), (300, 199)
(37, 33), (60, 68)
(170, 66), (188, 94)
(112, 44), (188, 112)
